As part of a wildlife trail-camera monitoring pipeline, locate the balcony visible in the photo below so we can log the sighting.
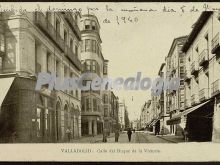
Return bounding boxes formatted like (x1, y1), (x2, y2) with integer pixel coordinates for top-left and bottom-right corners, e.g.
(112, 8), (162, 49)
(211, 79), (220, 97)
(184, 71), (191, 82)
(64, 45), (81, 71)
(199, 88), (209, 102)
(62, 12), (81, 40)
(211, 33), (220, 54)
(190, 61), (199, 75)
(34, 12), (65, 52)
(191, 94), (199, 105)
(185, 99), (190, 108)
(199, 49), (209, 66)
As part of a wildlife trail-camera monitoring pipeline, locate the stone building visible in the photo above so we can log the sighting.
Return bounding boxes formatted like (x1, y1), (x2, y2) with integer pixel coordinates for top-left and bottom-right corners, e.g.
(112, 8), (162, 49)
(0, 12), (82, 143)
(118, 101), (126, 131)
(80, 14), (107, 136)
(180, 11), (219, 142)
(165, 36), (188, 136)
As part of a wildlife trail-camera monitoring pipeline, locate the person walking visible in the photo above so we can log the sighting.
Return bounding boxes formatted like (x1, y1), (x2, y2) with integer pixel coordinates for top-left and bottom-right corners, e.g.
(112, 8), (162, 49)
(183, 128), (189, 142)
(103, 128), (108, 143)
(115, 129), (120, 142)
(127, 128), (132, 142)
(65, 127), (72, 142)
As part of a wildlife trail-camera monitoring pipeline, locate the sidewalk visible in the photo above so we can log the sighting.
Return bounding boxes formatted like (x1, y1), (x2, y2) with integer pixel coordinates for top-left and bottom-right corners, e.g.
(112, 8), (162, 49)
(70, 133), (115, 143)
(156, 134), (185, 143)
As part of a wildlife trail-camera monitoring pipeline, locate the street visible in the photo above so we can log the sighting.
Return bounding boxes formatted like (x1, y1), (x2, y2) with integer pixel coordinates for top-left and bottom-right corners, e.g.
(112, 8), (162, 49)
(71, 131), (175, 143)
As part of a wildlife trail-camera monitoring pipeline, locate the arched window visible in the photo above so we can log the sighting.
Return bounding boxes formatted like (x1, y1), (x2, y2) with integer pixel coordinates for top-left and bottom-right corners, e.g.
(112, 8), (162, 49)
(91, 21), (96, 30)
(84, 20), (90, 30)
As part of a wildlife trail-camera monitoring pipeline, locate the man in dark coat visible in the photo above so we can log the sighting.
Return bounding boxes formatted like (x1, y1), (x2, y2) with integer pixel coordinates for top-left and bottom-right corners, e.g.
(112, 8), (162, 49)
(127, 128), (132, 142)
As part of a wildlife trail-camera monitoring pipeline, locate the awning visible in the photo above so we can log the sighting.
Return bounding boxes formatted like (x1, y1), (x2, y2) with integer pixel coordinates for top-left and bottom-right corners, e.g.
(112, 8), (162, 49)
(149, 118), (159, 127)
(0, 77), (15, 106)
(167, 100), (211, 125)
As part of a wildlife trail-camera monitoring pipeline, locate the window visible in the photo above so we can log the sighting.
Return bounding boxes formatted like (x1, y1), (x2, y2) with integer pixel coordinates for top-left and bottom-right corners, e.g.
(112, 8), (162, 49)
(56, 60), (60, 77)
(85, 39), (92, 52)
(85, 60), (91, 71)
(85, 20), (90, 30)
(179, 57), (184, 64)
(70, 39), (73, 50)
(104, 108), (108, 117)
(92, 61), (96, 73)
(104, 94), (108, 104)
(47, 52), (51, 73)
(91, 21), (96, 30)
(92, 40), (96, 52)
(93, 99), (97, 111)
(76, 90), (78, 99)
(75, 45), (78, 57)
(46, 12), (51, 23)
(64, 30), (67, 45)
(96, 43), (99, 54)
(103, 65), (108, 75)
(86, 98), (92, 111)
(55, 19), (60, 34)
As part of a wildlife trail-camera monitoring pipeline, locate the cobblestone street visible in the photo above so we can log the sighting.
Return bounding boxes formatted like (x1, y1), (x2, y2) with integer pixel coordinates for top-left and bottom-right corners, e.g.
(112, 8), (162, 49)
(70, 131), (181, 143)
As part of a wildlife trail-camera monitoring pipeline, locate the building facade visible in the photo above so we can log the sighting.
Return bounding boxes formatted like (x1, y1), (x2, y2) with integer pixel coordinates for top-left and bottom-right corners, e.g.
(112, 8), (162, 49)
(165, 36), (187, 136)
(80, 14), (107, 136)
(118, 101), (126, 131)
(0, 11), (82, 142)
(180, 11), (220, 142)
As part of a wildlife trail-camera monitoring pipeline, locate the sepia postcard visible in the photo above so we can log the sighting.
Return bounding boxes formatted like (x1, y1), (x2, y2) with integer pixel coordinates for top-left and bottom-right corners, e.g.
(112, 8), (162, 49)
(0, 1), (220, 162)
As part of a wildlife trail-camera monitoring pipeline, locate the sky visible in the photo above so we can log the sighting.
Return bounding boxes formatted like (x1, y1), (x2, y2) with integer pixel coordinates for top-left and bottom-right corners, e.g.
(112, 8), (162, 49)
(54, 2), (201, 121)
(92, 4), (200, 121)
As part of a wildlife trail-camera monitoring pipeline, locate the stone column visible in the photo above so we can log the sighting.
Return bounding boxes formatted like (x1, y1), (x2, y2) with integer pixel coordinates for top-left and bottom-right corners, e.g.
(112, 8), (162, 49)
(93, 120), (97, 136)
(88, 120), (92, 135)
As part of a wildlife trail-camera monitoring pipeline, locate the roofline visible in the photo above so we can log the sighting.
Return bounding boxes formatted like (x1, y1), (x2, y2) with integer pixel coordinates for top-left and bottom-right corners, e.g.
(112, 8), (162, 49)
(158, 63), (165, 75)
(167, 35), (188, 58)
(82, 14), (101, 29)
(182, 11), (213, 53)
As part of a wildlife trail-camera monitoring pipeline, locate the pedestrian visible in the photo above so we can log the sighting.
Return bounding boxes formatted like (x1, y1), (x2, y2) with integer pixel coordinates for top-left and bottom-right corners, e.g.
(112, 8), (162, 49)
(103, 128), (108, 143)
(65, 127), (71, 142)
(133, 129), (135, 133)
(127, 128), (132, 142)
(183, 128), (189, 142)
(115, 129), (120, 142)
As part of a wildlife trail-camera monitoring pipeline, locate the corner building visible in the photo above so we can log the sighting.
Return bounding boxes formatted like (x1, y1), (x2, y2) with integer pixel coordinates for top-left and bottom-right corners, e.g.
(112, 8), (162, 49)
(0, 12), (82, 142)
(80, 14), (106, 136)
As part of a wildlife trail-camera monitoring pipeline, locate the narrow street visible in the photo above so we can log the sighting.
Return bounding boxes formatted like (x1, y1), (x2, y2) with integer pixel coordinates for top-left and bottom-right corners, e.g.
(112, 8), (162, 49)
(105, 132), (174, 143)
(71, 131), (175, 143)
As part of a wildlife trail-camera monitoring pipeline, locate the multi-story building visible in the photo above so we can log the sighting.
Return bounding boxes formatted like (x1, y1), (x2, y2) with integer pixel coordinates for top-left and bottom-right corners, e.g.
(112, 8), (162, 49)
(157, 63), (170, 134)
(165, 36), (187, 136)
(80, 14), (107, 136)
(178, 11), (220, 142)
(140, 100), (153, 131)
(110, 91), (119, 132)
(0, 11), (82, 142)
(118, 101), (126, 131)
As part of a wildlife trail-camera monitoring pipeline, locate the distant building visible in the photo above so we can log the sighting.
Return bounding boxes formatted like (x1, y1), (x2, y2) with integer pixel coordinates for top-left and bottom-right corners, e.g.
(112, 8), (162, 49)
(118, 101), (126, 131)
(165, 36), (188, 136)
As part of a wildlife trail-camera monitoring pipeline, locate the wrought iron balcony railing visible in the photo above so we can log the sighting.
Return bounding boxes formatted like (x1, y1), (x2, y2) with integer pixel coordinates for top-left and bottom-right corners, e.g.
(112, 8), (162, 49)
(199, 88), (209, 102)
(62, 12), (81, 40)
(211, 79), (220, 97)
(34, 12), (65, 52)
(191, 94), (199, 105)
(199, 49), (209, 66)
(64, 45), (81, 71)
(190, 61), (199, 75)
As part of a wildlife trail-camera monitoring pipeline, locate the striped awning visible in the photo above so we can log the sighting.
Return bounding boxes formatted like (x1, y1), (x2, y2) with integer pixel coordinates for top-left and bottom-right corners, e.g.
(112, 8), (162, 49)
(167, 100), (211, 125)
